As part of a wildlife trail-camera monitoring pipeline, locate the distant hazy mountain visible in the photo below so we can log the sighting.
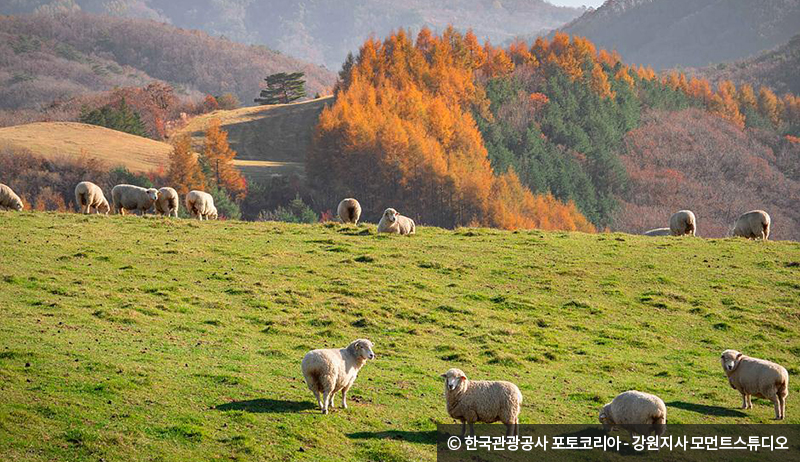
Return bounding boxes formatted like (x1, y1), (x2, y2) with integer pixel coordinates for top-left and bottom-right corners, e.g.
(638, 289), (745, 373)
(687, 35), (800, 96)
(1, 0), (583, 69)
(556, 0), (800, 70)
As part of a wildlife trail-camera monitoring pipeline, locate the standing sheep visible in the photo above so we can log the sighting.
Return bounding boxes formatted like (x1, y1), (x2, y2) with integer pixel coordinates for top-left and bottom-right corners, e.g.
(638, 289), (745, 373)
(599, 390), (667, 437)
(154, 187), (179, 217)
(301, 339), (375, 414)
(74, 181), (110, 215)
(185, 190), (217, 220)
(441, 368), (522, 437)
(111, 184), (159, 215)
(0, 183), (23, 211)
(643, 228), (671, 237)
(377, 208), (415, 235)
(669, 210), (696, 236)
(337, 198), (362, 225)
(720, 349), (788, 420)
(732, 210), (771, 240)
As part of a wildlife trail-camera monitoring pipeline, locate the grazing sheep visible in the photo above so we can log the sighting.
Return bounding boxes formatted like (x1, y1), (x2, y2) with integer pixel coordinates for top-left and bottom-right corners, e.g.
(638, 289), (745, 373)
(643, 227), (671, 237)
(599, 390), (667, 437)
(185, 190), (217, 220)
(377, 208), (415, 235)
(441, 368), (522, 437)
(302, 339), (375, 414)
(337, 198), (362, 225)
(669, 210), (696, 236)
(0, 183), (23, 211)
(154, 187), (179, 217)
(720, 349), (788, 420)
(111, 184), (159, 215)
(74, 181), (110, 215)
(732, 210), (771, 240)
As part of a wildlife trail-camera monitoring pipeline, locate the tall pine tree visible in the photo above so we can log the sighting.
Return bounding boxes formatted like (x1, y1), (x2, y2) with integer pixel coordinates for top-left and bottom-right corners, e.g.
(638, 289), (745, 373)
(254, 72), (307, 105)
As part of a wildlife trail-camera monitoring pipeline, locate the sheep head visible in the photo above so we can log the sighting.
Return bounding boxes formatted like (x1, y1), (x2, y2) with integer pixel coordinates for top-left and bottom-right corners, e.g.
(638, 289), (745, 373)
(720, 349), (743, 374)
(441, 368), (468, 393)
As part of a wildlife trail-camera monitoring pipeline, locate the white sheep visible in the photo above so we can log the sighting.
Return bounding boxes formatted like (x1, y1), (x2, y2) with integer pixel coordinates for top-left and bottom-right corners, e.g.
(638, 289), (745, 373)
(0, 183), (23, 211)
(669, 210), (696, 236)
(301, 339), (375, 414)
(377, 208), (415, 235)
(643, 228), (671, 237)
(720, 349), (788, 419)
(732, 210), (771, 240)
(441, 368), (522, 437)
(599, 390), (667, 437)
(185, 190), (217, 220)
(337, 198), (362, 225)
(154, 187), (179, 217)
(74, 181), (110, 215)
(111, 184), (159, 215)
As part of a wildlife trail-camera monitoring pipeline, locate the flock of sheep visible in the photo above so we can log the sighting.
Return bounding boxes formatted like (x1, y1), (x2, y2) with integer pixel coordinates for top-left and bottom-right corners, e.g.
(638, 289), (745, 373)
(303, 341), (789, 439)
(0, 182), (217, 219)
(643, 209), (772, 240)
(1, 186), (790, 436)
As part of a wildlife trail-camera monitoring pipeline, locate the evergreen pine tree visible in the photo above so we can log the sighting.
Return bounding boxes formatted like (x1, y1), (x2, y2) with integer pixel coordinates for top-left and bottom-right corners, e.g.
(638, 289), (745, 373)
(254, 72), (307, 105)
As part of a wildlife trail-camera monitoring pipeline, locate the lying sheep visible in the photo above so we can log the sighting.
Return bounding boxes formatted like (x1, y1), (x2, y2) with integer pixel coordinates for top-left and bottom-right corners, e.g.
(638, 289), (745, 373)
(377, 208), (415, 235)
(155, 187), (179, 217)
(111, 184), (159, 215)
(669, 210), (696, 236)
(643, 228), (671, 237)
(302, 339), (375, 414)
(721, 349), (788, 420)
(185, 190), (217, 220)
(441, 368), (522, 437)
(599, 390), (667, 437)
(74, 181), (110, 215)
(0, 183), (23, 211)
(337, 198), (362, 224)
(732, 210), (771, 240)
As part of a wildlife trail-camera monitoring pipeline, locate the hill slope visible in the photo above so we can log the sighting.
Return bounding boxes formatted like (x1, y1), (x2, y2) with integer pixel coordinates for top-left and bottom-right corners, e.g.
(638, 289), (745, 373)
(1, 0), (582, 69)
(0, 122), (172, 172)
(556, 0), (800, 69)
(176, 97), (333, 180)
(0, 213), (799, 461)
(0, 13), (335, 113)
(687, 34), (800, 96)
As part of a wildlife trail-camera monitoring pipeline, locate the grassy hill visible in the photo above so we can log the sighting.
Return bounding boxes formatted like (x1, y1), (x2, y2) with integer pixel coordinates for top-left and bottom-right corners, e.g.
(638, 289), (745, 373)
(176, 97), (332, 181)
(0, 122), (172, 172)
(1, 212), (798, 461)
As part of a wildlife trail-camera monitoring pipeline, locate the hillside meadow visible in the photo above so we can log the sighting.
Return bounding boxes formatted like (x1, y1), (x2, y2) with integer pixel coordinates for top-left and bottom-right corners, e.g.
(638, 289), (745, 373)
(0, 212), (799, 461)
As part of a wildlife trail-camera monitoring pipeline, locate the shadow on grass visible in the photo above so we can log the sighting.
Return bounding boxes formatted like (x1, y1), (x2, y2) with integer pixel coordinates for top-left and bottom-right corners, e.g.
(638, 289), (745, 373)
(347, 430), (437, 445)
(215, 398), (315, 413)
(667, 401), (747, 417)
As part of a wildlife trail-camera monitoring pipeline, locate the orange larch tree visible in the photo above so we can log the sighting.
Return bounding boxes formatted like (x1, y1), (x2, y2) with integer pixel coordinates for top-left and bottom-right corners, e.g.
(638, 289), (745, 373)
(202, 119), (247, 201)
(167, 134), (206, 195)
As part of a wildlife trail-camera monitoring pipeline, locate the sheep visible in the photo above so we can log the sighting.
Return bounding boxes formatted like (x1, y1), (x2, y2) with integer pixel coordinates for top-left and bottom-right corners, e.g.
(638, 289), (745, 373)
(441, 368), (522, 437)
(111, 184), (159, 215)
(377, 208), (415, 235)
(643, 227), (671, 237)
(0, 183), (23, 211)
(301, 339), (375, 414)
(669, 210), (696, 236)
(154, 187), (179, 217)
(74, 181), (110, 215)
(337, 198), (362, 225)
(732, 210), (771, 240)
(599, 390), (667, 437)
(720, 349), (788, 420)
(185, 190), (217, 220)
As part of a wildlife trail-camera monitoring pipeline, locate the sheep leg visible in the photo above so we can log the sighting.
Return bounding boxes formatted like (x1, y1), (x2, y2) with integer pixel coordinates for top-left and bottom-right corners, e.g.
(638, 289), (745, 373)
(321, 390), (330, 414)
(329, 393), (335, 409)
(740, 394), (748, 409)
(460, 421), (467, 438)
(773, 397), (782, 420)
(779, 395), (786, 420)
(468, 422), (475, 438)
(313, 390), (322, 410)
(341, 388), (348, 409)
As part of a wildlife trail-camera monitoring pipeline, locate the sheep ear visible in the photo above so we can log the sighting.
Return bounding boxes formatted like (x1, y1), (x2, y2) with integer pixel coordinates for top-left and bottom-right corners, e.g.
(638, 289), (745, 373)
(440, 373), (447, 378)
(735, 353), (742, 360)
(459, 375), (466, 381)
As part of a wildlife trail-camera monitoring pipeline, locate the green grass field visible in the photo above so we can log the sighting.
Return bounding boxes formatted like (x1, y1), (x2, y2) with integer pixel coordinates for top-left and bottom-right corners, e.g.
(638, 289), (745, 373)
(1, 212), (798, 461)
